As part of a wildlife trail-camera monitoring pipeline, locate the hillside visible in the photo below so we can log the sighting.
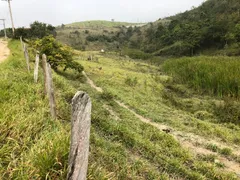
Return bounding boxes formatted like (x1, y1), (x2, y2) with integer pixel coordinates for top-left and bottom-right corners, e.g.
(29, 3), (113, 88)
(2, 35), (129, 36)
(66, 20), (145, 28)
(1, 40), (240, 179)
(129, 0), (240, 56)
(59, 0), (240, 57)
(56, 20), (145, 51)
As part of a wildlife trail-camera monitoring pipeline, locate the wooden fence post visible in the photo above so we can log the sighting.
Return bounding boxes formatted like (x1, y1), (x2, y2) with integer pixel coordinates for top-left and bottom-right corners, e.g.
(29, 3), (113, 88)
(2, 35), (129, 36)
(20, 36), (24, 51)
(23, 43), (30, 72)
(42, 54), (48, 94)
(42, 54), (56, 119)
(46, 63), (56, 119)
(34, 52), (39, 83)
(67, 91), (91, 180)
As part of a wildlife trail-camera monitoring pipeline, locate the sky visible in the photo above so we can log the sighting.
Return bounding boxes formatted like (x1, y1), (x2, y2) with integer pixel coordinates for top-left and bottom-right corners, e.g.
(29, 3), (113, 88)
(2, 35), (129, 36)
(0, 0), (205, 28)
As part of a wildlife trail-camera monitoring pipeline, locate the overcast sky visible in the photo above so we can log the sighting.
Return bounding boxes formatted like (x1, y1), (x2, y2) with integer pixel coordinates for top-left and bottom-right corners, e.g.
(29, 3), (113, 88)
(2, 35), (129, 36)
(0, 0), (204, 28)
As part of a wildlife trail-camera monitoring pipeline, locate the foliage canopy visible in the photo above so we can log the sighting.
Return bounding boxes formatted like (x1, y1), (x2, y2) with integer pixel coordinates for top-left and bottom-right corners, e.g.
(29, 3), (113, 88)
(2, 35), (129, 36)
(32, 35), (83, 73)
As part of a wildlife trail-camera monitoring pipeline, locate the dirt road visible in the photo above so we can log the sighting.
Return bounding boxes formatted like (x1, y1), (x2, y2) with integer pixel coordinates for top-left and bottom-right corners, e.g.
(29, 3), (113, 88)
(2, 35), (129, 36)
(0, 39), (10, 63)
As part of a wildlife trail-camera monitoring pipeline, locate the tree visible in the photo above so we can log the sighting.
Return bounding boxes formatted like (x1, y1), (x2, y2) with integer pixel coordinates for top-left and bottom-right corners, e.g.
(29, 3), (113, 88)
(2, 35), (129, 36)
(30, 21), (56, 38)
(32, 35), (83, 73)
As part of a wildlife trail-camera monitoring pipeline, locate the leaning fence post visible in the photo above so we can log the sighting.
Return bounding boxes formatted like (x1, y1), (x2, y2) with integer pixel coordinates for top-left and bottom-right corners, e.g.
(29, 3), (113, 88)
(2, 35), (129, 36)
(34, 52), (40, 83)
(42, 54), (48, 94)
(46, 63), (56, 119)
(67, 91), (91, 180)
(23, 43), (30, 72)
(42, 54), (56, 119)
(20, 36), (24, 51)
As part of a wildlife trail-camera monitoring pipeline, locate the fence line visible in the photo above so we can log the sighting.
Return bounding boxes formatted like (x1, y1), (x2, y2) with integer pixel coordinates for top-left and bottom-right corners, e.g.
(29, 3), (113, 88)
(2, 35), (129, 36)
(19, 39), (91, 179)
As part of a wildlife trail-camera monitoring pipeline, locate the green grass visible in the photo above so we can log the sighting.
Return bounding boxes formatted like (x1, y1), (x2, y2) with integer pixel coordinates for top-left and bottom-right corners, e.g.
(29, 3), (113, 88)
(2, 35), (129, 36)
(66, 20), (144, 28)
(0, 41), (239, 179)
(79, 54), (240, 145)
(162, 56), (240, 98)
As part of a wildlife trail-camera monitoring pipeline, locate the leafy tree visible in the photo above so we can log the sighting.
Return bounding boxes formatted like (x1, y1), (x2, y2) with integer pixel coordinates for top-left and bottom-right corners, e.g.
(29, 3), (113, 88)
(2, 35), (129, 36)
(30, 21), (56, 38)
(32, 35), (83, 73)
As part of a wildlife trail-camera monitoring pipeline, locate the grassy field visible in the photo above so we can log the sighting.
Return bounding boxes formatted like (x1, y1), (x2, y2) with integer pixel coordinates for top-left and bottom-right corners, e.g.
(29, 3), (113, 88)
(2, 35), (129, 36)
(0, 41), (239, 179)
(79, 54), (240, 144)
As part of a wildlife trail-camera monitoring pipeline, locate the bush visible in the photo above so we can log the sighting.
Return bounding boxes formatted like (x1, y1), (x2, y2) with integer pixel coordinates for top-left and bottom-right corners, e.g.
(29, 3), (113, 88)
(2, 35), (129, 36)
(154, 41), (192, 56)
(32, 35), (83, 73)
(125, 77), (138, 87)
(123, 49), (153, 60)
(214, 98), (240, 124)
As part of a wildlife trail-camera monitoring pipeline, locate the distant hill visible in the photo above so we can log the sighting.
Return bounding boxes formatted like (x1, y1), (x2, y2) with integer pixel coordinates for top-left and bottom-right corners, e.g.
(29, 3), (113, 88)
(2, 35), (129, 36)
(66, 20), (145, 29)
(57, 0), (240, 57)
(56, 20), (146, 51)
(129, 0), (240, 56)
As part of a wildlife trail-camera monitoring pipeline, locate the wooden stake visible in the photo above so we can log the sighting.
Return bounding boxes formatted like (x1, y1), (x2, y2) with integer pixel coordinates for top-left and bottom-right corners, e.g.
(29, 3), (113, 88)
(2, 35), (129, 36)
(34, 52), (39, 83)
(23, 43), (30, 72)
(20, 36), (24, 51)
(46, 63), (56, 119)
(67, 91), (91, 180)
(42, 54), (48, 94)
(42, 54), (56, 119)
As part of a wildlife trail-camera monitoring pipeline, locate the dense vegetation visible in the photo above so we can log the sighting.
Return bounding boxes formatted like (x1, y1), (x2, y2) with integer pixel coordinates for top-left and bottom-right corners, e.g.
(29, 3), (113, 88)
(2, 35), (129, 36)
(162, 56), (240, 98)
(0, 21), (56, 39)
(31, 35), (83, 73)
(0, 21), (83, 74)
(56, 20), (145, 52)
(135, 0), (240, 56)
(56, 0), (240, 57)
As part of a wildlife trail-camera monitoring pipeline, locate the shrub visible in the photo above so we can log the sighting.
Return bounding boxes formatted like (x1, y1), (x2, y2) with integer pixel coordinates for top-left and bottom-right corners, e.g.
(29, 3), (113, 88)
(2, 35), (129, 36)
(123, 48), (153, 60)
(32, 35), (83, 73)
(125, 77), (138, 87)
(214, 98), (240, 124)
(219, 148), (232, 156)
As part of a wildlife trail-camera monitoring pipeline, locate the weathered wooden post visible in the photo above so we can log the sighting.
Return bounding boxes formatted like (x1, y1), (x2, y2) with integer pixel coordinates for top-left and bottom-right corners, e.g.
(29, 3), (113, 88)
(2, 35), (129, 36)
(67, 91), (91, 180)
(34, 52), (40, 83)
(42, 54), (56, 119)
(23, 43), (30, 72)
(46, 63), (56, 119)
(42, 54), (48, 95)
(20, 36), (24, 51)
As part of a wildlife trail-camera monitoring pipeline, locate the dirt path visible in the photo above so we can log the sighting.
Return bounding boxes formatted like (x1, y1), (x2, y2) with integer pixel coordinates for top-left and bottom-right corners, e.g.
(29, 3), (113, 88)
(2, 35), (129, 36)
(0, 39), (10, 63)
(82, 71), (240, 177)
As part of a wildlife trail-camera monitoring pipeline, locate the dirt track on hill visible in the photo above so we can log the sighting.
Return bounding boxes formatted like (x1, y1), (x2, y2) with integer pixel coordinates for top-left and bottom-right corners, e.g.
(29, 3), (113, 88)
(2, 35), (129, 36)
(82, 71), (240, 177)
(0, 39), (10, 63)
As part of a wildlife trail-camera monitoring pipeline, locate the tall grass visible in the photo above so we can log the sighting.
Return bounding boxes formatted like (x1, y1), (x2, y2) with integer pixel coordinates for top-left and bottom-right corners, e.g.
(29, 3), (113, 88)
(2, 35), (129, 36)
(162, 56), (240, 98)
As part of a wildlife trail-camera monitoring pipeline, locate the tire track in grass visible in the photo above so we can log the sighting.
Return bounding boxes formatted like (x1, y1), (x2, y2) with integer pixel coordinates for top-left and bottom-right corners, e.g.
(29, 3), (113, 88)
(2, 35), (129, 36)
(82, 71), (240, 177)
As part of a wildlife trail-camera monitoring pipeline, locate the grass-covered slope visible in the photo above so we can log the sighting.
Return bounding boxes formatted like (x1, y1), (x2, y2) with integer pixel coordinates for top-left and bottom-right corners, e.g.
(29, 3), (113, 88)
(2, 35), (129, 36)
(66, 20), (144, 28)
(0, 41), (238, 179)
(79, 54), (240, 144)
(56, 20), (145, 51)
